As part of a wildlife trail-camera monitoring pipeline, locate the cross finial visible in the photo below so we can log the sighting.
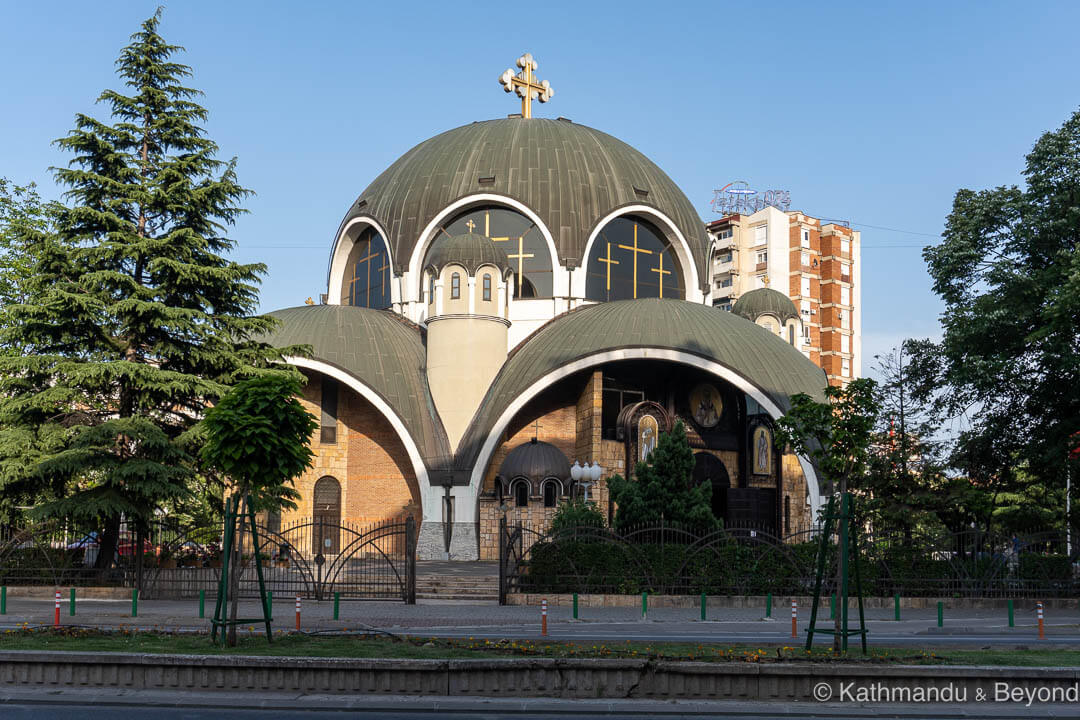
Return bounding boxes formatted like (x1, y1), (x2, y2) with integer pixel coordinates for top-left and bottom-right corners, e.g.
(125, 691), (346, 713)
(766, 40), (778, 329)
(465, 219), (476, 232)
(531, 419), (543, 440)
(498, 53), (554, 119)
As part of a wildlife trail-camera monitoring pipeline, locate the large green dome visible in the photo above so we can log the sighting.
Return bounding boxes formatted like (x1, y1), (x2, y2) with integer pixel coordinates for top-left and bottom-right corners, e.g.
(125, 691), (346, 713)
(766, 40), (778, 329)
(336, 117), (710, 290)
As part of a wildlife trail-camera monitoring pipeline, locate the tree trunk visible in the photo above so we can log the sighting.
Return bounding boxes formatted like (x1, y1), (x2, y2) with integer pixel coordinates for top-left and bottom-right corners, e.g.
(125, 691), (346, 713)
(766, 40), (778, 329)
(226, 496), (246, 647)
(95, 515), (122, 573)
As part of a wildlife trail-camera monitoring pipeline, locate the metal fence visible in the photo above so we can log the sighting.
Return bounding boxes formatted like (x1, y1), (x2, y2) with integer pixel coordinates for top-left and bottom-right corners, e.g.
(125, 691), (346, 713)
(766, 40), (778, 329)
(0, 516), (416, 603)
(498, 518), (1080, 601)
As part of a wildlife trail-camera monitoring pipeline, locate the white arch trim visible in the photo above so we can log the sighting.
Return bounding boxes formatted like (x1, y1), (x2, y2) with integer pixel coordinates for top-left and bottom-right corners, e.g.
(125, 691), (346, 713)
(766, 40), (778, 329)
(575, 205), (704, 303)
(405, 194), (564, 303)
(326, 216), (393, 306)
(468, 348), (821, 520)
(286, 355), (430, 493)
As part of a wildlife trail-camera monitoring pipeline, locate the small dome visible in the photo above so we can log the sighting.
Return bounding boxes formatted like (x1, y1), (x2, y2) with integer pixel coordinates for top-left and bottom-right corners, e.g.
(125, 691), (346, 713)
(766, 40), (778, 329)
(425, 232), (512, 276)
(732, 288), (799, 325)
(497, 438), (570, 482)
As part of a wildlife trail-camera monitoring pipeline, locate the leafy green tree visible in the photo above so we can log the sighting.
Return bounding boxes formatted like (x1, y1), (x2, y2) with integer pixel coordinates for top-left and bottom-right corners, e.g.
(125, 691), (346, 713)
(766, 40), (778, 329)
(0, 11), (299, 562)
(914, 107), (1080, 522)
(608, 421), (719, 530)
(199, 374), (316, 646)
(549, 497), (606, 532)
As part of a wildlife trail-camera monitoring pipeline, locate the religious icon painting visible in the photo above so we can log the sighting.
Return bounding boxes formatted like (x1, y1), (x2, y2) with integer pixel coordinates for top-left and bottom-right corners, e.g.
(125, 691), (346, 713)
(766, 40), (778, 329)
(638, 414), (659, 462)
(752, 425), (772, 476)
(689, 383), (722, 428)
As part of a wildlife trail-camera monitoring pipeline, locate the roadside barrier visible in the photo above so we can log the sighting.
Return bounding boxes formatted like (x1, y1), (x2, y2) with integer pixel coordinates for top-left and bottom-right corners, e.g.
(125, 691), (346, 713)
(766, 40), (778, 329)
(541, 598), (548, 636)
(1037, 601), (1045, 639)
(295, 595), (301, 630)
(790, 599), (797, 639)
(53, 590), (60, 627)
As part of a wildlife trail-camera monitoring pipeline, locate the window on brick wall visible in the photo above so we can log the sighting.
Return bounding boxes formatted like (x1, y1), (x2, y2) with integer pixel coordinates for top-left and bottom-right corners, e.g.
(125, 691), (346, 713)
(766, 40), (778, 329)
(800, 277), (811, 296)
(801, 228), (810, 248)
(312, 476), (341, 554)
(801, 251), (810, 267)
(841, 334), (850, 353)
(841, 286), (851, 305)
(801, 299), (811, 318)
(756, 250), (768, 265)
(841, 262), (850, 281)
(841, 238), (850, 254)
(320, 377), (338, 444)
(514, 480), (529, 508)
(842, 358), (851, 377)
(543, 481), (558, 508)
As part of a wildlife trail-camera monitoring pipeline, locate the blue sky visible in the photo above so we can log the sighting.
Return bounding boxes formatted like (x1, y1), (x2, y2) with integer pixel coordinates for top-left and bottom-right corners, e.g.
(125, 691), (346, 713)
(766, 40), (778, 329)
(3, 1), (1079, 375)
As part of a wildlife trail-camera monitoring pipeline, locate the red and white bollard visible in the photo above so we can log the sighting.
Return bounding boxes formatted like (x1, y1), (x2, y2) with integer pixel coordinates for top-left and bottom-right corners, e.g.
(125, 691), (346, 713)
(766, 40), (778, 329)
(54, 590), (61, 627)
(295, 594), (301, 631)
(790, 599), (797, 639)
(541, 598), (548, 636)
(1037, 601), (1045, 639)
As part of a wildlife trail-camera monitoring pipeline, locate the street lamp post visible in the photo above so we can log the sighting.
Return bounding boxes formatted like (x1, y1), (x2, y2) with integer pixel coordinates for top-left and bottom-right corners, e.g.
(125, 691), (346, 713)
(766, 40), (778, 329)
(571, 460), (604, 503)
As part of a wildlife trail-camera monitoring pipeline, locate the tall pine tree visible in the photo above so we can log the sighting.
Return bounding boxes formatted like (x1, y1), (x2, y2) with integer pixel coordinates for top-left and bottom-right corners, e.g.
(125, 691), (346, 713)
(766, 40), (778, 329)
(0, 10), (300, 562)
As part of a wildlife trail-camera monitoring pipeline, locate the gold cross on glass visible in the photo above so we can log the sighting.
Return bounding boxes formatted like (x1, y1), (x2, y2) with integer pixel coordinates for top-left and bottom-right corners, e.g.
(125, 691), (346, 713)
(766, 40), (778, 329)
(650, 250), (671, 298)
(618, 224), (652, 299)
(378, 257), (390, 296)
(597, 241), (620, 292)
(498, 53), (554, 119)
(351, 245), (379, 306)
(505, 236), (534, 295)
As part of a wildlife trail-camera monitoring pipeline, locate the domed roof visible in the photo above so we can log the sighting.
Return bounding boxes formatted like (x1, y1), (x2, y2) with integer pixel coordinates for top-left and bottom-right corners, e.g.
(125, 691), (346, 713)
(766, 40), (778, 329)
(337, 118), (710, 290)
(456, 298), (826, 469)
(497, 438), (570, 482)
(425, 232), (512, 276)
(732, 288), (799, 325)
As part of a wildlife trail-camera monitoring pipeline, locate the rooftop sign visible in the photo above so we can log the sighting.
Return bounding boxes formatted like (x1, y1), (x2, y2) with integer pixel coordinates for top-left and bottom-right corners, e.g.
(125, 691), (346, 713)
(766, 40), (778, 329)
(710, 181), (791, 215)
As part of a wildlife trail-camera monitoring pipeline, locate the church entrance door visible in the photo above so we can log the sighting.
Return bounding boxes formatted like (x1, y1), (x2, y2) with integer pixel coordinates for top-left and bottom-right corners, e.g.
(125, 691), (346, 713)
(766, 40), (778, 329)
(693, 453), (730, 522)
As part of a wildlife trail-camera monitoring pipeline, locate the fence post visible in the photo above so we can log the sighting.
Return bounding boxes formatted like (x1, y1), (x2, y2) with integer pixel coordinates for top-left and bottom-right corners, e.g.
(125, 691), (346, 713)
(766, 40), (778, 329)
(829, 593), (836, 620)
(497, 515), (506, 605)
(1, 586), (6, 615)
(131, 588), (138, 618)
(894, 593), (900, 621)
(572, 593), (578, 620)
(405, 515), (416, 605)
(1008, 599), (1014, 628)
(199, 589), (205, 619)
(642, 591), (648, 620)
(69, 588), (76, 616)
(333, 592), (340, 621)
(766, 593), (772, 618)
(700, 592), (706, 621)
(937, 601), (943, 628)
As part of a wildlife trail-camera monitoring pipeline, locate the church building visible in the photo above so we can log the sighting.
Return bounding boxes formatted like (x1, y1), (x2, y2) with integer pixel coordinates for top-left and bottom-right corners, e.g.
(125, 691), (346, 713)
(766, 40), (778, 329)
(263, 55), (829, 560)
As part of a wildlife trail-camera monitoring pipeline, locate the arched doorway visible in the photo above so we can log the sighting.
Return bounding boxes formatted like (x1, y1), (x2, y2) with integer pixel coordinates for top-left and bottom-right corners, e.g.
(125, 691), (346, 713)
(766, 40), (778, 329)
(693, 453), (730, 523)
(312, 476), (341, 554)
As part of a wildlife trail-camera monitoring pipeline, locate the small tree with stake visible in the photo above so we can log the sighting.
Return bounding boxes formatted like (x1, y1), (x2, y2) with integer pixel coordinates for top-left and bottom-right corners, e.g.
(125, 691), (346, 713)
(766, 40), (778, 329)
(199, 374), (316, 646)
(775, 378), (879, 654)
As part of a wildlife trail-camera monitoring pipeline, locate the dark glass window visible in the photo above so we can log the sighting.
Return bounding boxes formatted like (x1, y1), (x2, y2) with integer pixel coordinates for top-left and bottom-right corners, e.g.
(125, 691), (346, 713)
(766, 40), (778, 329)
(784, 495), (791, 535)
(543, 482), (557, 508)
(482, 274), (492, 301)
(429, 205), (553, 298)
(585, 216), (683, 302)
(514, 481), (529, 508)
(320, 377), (338, 444)
(343, 227), (392, 309)
(312, 476), (341, 554)
(601, 378), (645, 440)
(788, 325), (795, 345)
(427, 274), (434, 305)
(451, 272), (460, 299)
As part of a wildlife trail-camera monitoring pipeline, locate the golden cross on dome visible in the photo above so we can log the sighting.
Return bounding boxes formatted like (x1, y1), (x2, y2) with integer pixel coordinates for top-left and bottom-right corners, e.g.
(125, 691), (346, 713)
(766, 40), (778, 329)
(650, 251), (671, 298)
(465, 219), (476, 232)
(598, 241), (619, 291)
(618, 224), (653, 299)
(505, 236), (534, 295)
(498, 53), (554, 119)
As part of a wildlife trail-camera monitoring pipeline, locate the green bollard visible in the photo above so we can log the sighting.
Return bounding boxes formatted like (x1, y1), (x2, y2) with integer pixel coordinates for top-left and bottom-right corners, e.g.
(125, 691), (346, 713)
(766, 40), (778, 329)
(937, 601), (943, 628)
(830, 594), (836, 620)
(1, 586), (5, 615)
(642, 591), (648, 619)
(333, 592), (340, 621)
(70, 588), (76, 616)
(572, 593), (578, 620)
(1008, 599), (1014, 628)
(894, 593), (900, 621)
(199, 590), (205, 619)
(766, 593), (772, 618)
(700, 592), (706, 621)
(131, 589), (138, 618)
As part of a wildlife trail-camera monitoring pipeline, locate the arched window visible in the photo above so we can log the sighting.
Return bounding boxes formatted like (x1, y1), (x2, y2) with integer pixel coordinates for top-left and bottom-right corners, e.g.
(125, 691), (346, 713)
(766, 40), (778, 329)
(312, 476), (341, 554)
(513, 480), (529, 508)
(427, 273), (434, 305)
(428, 205), (552, 298)
(451, 272), (461, 299)
(585, 216), (683, 301)
(342, 227), (391, 309)
(543, 481), (558, 508)
(788, 324), (795, 346)
(482, 273), (492, 302)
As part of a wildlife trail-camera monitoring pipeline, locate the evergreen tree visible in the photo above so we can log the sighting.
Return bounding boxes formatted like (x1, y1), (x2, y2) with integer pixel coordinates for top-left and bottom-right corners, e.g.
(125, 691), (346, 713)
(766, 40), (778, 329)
(608, 421), (719, 530)
(0, 11), (300, 563)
